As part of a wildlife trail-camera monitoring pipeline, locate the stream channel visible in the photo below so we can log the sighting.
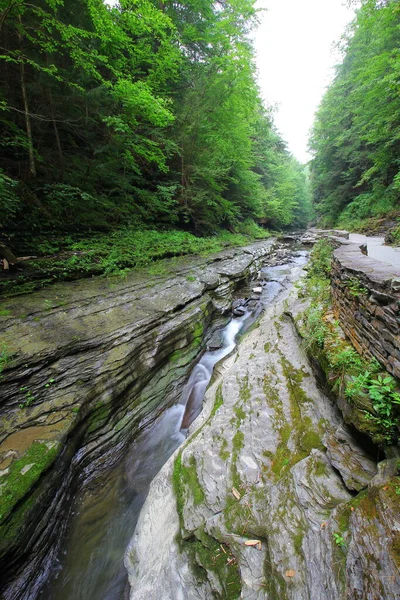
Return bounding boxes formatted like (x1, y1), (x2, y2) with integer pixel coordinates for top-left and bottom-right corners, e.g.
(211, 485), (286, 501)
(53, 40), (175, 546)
(39, 246), (308, 600)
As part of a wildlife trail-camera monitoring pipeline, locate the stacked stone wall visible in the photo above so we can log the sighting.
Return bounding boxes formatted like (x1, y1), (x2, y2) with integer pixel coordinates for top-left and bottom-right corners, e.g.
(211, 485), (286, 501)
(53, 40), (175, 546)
(331, 242), (400, 379)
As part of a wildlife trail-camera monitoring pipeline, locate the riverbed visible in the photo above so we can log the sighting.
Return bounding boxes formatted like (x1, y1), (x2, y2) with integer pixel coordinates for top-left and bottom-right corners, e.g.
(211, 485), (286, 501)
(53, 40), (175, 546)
(38, 246), (308, 599)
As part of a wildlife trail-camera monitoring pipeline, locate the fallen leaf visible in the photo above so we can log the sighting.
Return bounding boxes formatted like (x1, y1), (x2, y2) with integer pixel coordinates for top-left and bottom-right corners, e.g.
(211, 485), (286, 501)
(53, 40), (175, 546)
(285, 570), (296, 578)
(232, 487), (241, 500)
(245, 540), (261, 547)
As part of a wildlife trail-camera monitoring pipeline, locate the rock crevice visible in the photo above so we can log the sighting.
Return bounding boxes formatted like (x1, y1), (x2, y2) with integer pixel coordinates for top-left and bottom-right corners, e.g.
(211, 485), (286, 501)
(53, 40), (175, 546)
(126, 255), (400, 600)
(0, 240), (275, 599)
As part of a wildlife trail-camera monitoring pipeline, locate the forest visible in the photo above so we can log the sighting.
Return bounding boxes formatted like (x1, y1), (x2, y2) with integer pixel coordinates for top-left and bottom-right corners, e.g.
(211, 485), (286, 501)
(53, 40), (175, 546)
(310, 0), (400, 230)
(0, 0), (312, 278)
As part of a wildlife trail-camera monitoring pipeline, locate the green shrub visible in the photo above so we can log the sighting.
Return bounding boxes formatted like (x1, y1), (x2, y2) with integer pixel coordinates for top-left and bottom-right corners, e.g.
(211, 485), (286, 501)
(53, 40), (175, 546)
(347, 373), (400, 444)
(236, 219), (270, 239)
(307, 239), (334, 278)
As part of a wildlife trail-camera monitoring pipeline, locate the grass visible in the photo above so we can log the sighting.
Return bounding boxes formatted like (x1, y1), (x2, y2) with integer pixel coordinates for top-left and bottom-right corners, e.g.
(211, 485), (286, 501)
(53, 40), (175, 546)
(0, 224), (270, 297)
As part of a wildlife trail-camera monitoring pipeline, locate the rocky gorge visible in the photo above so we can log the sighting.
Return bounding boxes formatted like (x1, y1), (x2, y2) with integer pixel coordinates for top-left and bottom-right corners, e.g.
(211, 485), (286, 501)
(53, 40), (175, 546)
(1, 232), (400, 599)
(125, 232), (400, 600)
(0, 238), (279, 599)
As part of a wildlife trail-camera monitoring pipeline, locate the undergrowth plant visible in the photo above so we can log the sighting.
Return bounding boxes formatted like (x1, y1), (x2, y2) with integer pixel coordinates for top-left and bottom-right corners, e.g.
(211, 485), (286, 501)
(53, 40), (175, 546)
(2, 227), (270, 296)
(300, 239), (400, 445)
(346, 373), (400, 443)
(346, 277), (367, 298)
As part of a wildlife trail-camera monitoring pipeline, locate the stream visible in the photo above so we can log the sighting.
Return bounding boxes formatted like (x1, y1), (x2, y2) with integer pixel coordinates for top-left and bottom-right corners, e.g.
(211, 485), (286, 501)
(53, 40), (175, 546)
(38, 247), (308, 600)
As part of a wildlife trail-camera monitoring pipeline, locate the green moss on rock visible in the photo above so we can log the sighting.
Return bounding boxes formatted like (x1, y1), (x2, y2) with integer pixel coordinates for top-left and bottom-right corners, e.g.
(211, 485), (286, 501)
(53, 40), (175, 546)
(238, 374), (251, 403)
(0, 441), (60, 524)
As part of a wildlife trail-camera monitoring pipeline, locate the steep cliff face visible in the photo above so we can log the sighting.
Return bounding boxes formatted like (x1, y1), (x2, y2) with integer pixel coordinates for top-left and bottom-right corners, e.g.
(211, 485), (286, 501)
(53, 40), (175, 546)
(0, 240), (275, 599)
(126, 254), (400, 600)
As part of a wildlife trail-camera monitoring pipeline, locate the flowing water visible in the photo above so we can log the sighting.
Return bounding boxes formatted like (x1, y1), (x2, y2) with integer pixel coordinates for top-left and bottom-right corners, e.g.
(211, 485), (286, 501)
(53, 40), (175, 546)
(40, 317), (250, 600)
(39, 249), (308, 600)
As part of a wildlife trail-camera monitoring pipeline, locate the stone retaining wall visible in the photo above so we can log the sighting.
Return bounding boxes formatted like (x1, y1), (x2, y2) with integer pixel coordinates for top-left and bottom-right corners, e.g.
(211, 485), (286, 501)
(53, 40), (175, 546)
(331, 240), (400, 379)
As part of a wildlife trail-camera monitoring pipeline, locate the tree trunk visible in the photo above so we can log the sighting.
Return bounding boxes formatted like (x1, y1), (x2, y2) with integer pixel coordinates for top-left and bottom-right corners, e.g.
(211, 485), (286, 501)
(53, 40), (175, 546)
(20, 60), (36, 177)
(19, 17), (36, 178)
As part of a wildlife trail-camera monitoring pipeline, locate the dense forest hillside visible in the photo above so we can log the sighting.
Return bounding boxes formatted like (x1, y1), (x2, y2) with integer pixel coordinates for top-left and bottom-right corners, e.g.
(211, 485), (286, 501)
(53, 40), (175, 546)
(310, 0), (400, 229)
(0, 0), (311, 266)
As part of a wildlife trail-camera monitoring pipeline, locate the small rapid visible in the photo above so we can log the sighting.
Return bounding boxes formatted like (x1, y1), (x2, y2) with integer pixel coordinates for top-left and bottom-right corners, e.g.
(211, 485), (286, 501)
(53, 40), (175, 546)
(180, 314), (248, 432)
(39, 305), (252, 600)
(39, 245), (307, 600)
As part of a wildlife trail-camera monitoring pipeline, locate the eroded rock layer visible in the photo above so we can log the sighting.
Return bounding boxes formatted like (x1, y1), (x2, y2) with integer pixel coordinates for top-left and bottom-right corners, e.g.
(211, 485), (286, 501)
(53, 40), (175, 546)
(126, 265), (400, 600)
(0, 240), (275, 599)
(331, 241), (400, 379)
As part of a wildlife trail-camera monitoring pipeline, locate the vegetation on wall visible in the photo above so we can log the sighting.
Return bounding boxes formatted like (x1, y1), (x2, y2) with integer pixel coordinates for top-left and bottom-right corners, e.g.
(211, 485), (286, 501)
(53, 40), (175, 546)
(0, 0), (311, 264)
(298, 240), (400, 446)
(310, 0), (400, 229)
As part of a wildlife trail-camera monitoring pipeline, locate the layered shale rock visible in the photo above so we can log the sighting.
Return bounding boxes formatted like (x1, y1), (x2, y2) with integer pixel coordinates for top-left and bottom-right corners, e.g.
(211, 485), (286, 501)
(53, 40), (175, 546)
(331, 241), (400, 379)
(0, 240), (275, 599)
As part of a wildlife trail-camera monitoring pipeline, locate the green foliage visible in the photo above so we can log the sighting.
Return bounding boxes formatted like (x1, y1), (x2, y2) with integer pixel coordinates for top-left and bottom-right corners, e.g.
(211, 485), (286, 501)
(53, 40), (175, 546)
(346, 278), (368, 298)
(307, 239), (334, 278)
(0, 343), (11, 375)
(347, 372), (400, 443)
(333, 533), (346, 548)
(368, 375), (400, 415)
(387, 223), (400, 246)
(19, 386), (36, 408)
(300, 237), (400, 445)
(310, 0), (400, 225)
(0, 170), (20, 224)
(0, 0), (309, 255)
(236, 219), (270, 239)
(64, 228), (250, 276)
(303, 306), (329, 350)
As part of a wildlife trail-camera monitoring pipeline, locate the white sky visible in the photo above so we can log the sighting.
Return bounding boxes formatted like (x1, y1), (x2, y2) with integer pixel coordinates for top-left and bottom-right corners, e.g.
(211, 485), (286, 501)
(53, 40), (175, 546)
(254, 0), (357, 163)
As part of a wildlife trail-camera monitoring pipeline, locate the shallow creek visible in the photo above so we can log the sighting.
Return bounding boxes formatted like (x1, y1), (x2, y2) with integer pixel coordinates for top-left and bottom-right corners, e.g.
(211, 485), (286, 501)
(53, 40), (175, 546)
(38, 248), (308, 600)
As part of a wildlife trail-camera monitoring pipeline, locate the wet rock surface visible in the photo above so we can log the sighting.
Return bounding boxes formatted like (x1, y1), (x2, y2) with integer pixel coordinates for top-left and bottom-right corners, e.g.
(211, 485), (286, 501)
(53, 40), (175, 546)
(3, 230), (400, 599)
(0, 240), (277, 599)
(126, 259), (400, 600)
(325, 425), (377, 492)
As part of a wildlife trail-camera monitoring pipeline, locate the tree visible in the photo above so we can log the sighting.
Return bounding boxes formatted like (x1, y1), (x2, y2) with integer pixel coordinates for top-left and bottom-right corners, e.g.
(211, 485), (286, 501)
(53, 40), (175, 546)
(310, 0), (400, 227)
